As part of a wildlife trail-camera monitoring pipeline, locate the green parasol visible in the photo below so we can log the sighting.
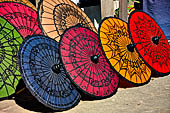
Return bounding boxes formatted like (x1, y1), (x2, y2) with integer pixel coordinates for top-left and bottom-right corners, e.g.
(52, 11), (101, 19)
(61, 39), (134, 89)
(0, 16), (23, 98)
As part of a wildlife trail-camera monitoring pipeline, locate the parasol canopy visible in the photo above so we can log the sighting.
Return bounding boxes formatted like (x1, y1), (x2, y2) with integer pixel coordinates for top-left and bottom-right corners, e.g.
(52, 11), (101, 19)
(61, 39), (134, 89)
(129, 11), (170, 75)
(19, 35), (80, 110)
(0, 0), (36, 10)
(38, 0), (97, 41)
(0, 16), (23, 98)
(59, 26), (119, 98)
(99, 17), (151, 85)
(0, 2), (42, 38)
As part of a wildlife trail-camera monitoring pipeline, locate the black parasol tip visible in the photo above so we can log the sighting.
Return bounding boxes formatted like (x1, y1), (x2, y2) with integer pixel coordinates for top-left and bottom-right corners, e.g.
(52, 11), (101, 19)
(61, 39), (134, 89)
(90, 55), (100, 64)
(127, 44), (136, 52)
(152, 35), (161, 45)
(51, 64), (61, 74)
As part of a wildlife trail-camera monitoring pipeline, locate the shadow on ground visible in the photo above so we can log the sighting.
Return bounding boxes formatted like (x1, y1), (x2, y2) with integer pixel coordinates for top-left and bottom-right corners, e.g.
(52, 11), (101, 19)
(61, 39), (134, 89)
(151, 70), (166, 78)
(13, 71), (167, 112)
(12, 78), (146, 112)
(14, 80), (55, 112)
(118, 78), (138, 88)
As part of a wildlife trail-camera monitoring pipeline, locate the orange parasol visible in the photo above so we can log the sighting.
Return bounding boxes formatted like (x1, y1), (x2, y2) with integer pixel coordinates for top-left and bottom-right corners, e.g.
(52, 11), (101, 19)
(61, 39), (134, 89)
(99, 17), (151, 85)
(37, 0), (97, 42)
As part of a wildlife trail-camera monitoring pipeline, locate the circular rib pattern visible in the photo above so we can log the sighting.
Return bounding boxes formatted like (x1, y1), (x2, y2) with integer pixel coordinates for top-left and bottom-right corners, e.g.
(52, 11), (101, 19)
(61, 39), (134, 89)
(129, 11), (170, 75)
(0, 16), (23, 98)
(19, 35), (80, 110)
(60, 26), (119, 98)
(99, 17), (151, 84)
(38, 0), (97, 41)
(0, 2), (42, 38)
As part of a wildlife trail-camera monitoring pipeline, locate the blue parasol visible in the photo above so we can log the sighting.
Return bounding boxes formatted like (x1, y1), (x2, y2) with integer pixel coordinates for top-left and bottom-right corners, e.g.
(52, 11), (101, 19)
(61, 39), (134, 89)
(19, 35), (80, 110)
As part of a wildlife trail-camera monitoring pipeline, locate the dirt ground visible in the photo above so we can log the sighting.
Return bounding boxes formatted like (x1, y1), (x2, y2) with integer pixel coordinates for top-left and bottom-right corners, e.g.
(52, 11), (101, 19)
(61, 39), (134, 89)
(0, 74), (170, 113)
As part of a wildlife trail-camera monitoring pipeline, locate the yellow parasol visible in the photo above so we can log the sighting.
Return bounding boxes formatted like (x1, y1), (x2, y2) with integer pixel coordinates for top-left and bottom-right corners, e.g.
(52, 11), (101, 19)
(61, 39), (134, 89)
(99, 17), (151, 85)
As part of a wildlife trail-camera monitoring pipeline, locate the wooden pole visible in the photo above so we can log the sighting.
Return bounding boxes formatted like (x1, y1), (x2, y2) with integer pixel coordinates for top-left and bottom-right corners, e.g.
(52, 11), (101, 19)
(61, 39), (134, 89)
(119, 0), (128, 22)
(36, 0), (39, 8)
(101, 0), (119, 19)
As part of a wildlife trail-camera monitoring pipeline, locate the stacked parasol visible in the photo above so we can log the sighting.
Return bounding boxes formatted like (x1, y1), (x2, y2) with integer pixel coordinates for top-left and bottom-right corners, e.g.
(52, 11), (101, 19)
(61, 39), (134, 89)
(0, 0), (169, 111)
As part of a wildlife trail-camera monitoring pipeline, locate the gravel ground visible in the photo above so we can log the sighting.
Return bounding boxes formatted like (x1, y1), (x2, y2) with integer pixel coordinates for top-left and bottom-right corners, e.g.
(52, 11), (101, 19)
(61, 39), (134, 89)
(0, 75), (170, 113)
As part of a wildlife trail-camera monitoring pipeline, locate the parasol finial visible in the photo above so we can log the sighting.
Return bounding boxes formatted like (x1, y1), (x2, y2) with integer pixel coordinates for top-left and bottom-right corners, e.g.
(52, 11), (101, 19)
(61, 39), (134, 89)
(51, 64), (61, 74)
(152, 35), (161, 45)
(91, 55), (100, 64)
(127, 44), (136, 52)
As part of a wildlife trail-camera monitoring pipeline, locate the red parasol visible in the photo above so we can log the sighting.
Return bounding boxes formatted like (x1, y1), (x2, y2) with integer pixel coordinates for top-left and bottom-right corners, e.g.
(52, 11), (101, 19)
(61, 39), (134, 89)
(0, 2), (42, 38)
(59, 26), (119, 98)
(129, 11), (170, 75)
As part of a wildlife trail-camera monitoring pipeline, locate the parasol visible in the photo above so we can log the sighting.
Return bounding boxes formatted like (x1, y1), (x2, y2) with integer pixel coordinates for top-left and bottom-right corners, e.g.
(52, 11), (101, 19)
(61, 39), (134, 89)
(59, 26), (119, 98)
(0, 16), (23, 98)
(99, 17), (151, 85)
(0, 0), (36, 10)
(19, 35), (80, 110)
(0, 2), (42, 38)
(37, 0), (97, 41)
(129, 11), (170, 75)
